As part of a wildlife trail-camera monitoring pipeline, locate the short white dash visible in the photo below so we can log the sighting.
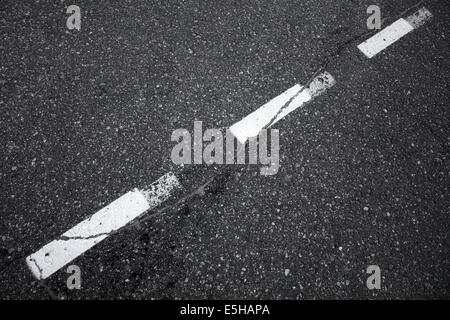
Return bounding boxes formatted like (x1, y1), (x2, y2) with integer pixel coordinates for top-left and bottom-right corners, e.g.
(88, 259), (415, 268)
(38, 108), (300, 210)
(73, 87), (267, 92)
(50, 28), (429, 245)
(26, 172), (181, 280)
(229, 71), (335, 144)
(357, 7), (432, 58)
(141, 171), (182, 207)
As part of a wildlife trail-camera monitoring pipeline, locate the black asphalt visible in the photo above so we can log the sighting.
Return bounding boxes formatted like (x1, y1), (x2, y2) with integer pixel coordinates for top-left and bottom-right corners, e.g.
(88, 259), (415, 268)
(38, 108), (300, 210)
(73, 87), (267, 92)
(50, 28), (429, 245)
(0, 0), (449, 299)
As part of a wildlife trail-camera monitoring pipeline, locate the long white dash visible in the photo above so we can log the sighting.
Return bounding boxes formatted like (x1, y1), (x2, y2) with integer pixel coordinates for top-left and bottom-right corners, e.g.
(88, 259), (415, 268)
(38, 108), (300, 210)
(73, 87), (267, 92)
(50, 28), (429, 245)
(26, 172), (181, 280)
(229, 71), (336, 144)
(357, 7), (432, 58)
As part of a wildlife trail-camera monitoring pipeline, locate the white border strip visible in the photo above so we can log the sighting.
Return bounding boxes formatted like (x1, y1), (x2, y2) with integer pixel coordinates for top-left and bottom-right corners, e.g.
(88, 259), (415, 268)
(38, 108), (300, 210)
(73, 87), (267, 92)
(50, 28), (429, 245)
(26, 172), (181, 280)
(357, 7), (432, 58)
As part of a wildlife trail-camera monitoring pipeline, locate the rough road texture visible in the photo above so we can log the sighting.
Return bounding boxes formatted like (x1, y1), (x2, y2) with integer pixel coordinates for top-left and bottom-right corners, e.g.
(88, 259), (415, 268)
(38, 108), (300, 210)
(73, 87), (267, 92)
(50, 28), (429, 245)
(0, 0), (449, 299)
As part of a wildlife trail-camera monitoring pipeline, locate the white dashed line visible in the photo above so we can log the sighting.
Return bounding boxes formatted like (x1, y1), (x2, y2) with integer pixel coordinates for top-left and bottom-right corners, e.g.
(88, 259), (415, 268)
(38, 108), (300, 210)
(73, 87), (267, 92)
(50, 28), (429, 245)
(26, 172), (181, 280)
(229, 71), (336, 144)
(357, 7), (432, 58)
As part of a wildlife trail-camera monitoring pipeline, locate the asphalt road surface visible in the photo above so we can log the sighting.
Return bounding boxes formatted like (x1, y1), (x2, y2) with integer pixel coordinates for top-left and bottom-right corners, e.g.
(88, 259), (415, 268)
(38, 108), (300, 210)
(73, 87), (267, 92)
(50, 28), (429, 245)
(0, 0), (449, 299)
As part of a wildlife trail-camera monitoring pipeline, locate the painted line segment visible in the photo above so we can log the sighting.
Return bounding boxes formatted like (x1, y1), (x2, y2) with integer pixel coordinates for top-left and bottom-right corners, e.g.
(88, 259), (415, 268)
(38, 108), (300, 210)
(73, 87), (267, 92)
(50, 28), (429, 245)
(357, 7), (432, 58)
(229, 71), (336, 144)
(26, 172), (181, 280)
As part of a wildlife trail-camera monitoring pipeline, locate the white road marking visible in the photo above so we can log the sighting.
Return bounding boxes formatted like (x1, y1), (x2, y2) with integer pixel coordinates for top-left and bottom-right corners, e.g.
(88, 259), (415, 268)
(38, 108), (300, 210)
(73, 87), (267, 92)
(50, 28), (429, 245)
(357, 7), (432, 58)
(141, 172), (181, 207)
(229, 71), (336, 144)
(357, 19), (414, 58)
(26, 172), (181, 280)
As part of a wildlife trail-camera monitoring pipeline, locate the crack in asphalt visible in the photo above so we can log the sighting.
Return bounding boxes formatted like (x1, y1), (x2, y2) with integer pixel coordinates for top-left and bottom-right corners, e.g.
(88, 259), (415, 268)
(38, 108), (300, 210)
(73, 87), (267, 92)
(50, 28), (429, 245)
(58, 233), (111, 241)
(30, 258), (43, 280)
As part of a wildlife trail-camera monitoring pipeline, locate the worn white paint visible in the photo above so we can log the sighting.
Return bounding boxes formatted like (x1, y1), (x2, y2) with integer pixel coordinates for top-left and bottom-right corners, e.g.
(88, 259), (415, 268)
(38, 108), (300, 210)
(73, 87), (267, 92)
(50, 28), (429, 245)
(229, 84), (311, 144)
(26, 173), (181, 280)
(229, 72), (335, 144)
(358, 7), (432, 58)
